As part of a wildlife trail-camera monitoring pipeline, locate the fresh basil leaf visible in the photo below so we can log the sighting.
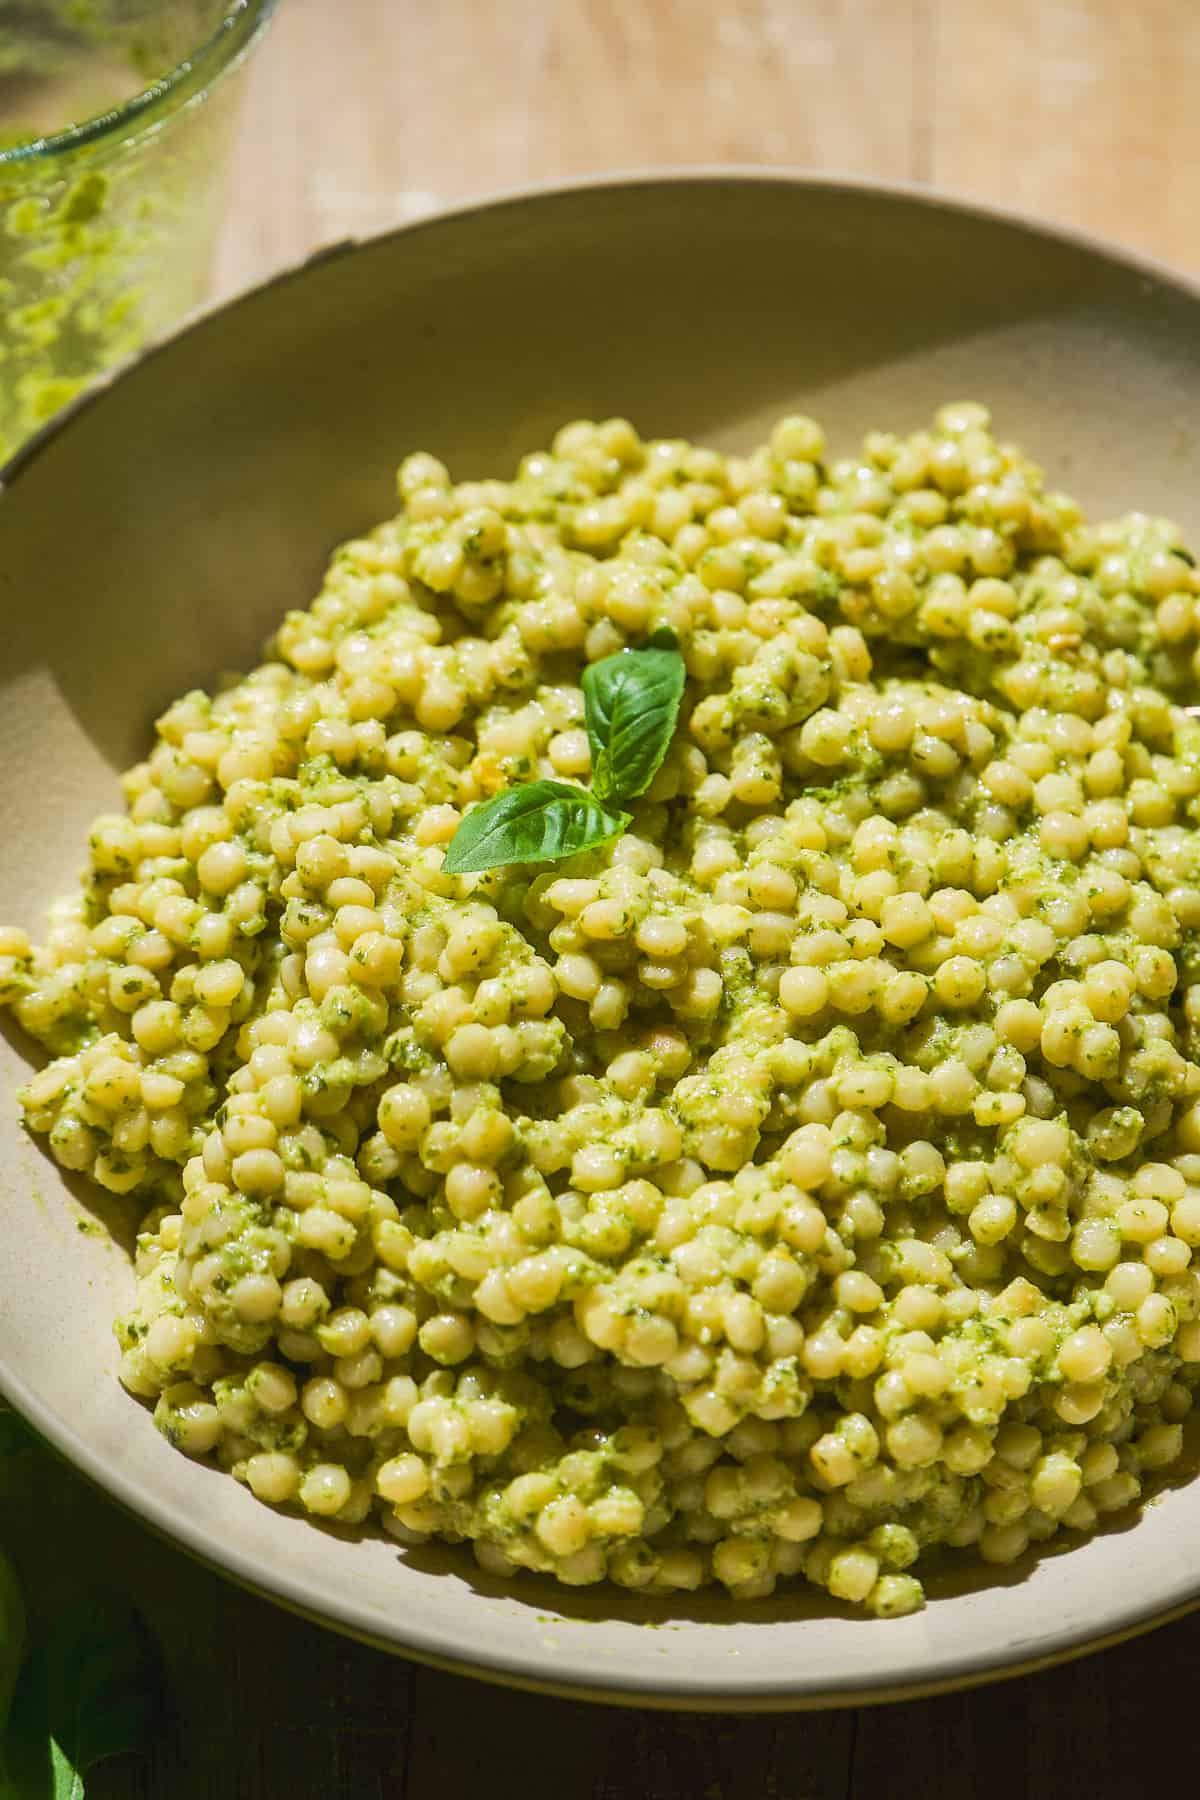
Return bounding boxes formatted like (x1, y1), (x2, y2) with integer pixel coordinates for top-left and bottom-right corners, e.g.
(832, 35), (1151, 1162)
(583, 646), (686, 804)
(442, 780), (630, 874)
(0, 1734), (76, 1800)
(4, 1595), (160, 1799)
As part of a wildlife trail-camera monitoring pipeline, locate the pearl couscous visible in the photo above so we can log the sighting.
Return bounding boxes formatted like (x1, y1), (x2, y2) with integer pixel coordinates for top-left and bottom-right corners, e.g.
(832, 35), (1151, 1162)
(5, 403), (1200, 1616)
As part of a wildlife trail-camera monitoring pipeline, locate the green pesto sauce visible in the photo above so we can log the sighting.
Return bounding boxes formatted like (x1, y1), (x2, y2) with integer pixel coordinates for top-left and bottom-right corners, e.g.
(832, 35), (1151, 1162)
(0, 1), (239, 459)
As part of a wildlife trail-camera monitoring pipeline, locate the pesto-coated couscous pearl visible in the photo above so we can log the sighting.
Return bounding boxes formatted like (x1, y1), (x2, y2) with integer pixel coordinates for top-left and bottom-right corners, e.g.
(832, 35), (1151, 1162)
(10, 405), (1200, 1617)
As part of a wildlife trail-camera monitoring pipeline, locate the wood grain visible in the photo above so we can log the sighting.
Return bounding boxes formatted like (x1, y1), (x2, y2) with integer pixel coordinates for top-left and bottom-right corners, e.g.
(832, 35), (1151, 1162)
(11, 1432), (1200, 1800)
(214, 0), (1200, 305)
(15, 3), (1200, 1795)
(929, 0), (1200, 272)
(404, 1668), (856, 1800)
(211, 0), (922, 297)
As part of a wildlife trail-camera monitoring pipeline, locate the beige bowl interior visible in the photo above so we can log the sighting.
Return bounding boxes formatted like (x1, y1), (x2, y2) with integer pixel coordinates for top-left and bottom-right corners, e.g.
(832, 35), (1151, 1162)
(3, 174), (1200, 1707)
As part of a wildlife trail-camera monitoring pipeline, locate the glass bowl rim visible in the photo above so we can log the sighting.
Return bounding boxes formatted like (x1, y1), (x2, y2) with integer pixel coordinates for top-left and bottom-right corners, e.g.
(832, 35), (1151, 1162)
(0, 0), (276, 168)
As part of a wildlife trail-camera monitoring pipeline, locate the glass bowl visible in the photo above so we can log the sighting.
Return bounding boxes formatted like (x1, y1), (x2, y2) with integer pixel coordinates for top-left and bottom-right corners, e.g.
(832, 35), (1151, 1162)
(0, 0), (274, 459)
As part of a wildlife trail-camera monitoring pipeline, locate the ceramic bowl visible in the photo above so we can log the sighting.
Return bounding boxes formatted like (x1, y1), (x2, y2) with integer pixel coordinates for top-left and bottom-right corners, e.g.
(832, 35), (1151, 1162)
(4, 174), (1200, 1708)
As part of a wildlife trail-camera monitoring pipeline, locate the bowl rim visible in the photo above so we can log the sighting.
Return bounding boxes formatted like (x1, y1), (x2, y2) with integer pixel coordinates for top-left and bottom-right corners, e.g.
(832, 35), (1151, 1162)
(5, 165), (1200, 1707)
(7, 159), (1200, 498)
(0, 0), (277, 169)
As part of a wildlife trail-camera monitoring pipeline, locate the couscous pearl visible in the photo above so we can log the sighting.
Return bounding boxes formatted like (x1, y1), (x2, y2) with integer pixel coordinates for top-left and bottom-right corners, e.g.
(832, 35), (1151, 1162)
(10, 405), (1200, 1619)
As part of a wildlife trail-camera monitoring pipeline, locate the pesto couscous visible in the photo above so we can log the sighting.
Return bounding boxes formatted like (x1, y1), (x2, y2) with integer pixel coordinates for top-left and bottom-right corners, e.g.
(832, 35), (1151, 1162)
(5, 404), (1200, 1617)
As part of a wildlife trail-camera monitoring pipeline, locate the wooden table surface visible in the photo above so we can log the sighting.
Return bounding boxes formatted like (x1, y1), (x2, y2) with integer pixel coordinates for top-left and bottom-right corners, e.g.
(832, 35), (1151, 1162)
(15, 0), (1200, 1793)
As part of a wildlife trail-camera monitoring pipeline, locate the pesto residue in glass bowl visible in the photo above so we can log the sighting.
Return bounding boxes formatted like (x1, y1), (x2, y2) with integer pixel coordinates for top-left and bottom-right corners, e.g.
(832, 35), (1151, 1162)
(0, 1), (257, 460)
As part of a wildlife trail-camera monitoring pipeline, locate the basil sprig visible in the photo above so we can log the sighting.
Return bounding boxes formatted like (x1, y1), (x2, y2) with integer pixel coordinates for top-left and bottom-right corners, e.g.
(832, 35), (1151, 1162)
(441, 780), (630, 876)
(442, 642), (686, 875)
(584, 645), (687, 805)
(3, 1595), (161, 1800)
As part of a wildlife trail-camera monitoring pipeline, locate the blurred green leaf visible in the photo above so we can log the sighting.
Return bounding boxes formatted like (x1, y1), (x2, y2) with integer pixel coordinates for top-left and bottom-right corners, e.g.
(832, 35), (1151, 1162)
(0, 1413), (37, 1460)
(4, 1594), (160, 1797)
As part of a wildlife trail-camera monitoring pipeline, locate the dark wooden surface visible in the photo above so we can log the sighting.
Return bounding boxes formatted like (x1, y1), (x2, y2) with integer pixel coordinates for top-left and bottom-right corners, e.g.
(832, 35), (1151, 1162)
(3, 1438), (1197, 1798)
